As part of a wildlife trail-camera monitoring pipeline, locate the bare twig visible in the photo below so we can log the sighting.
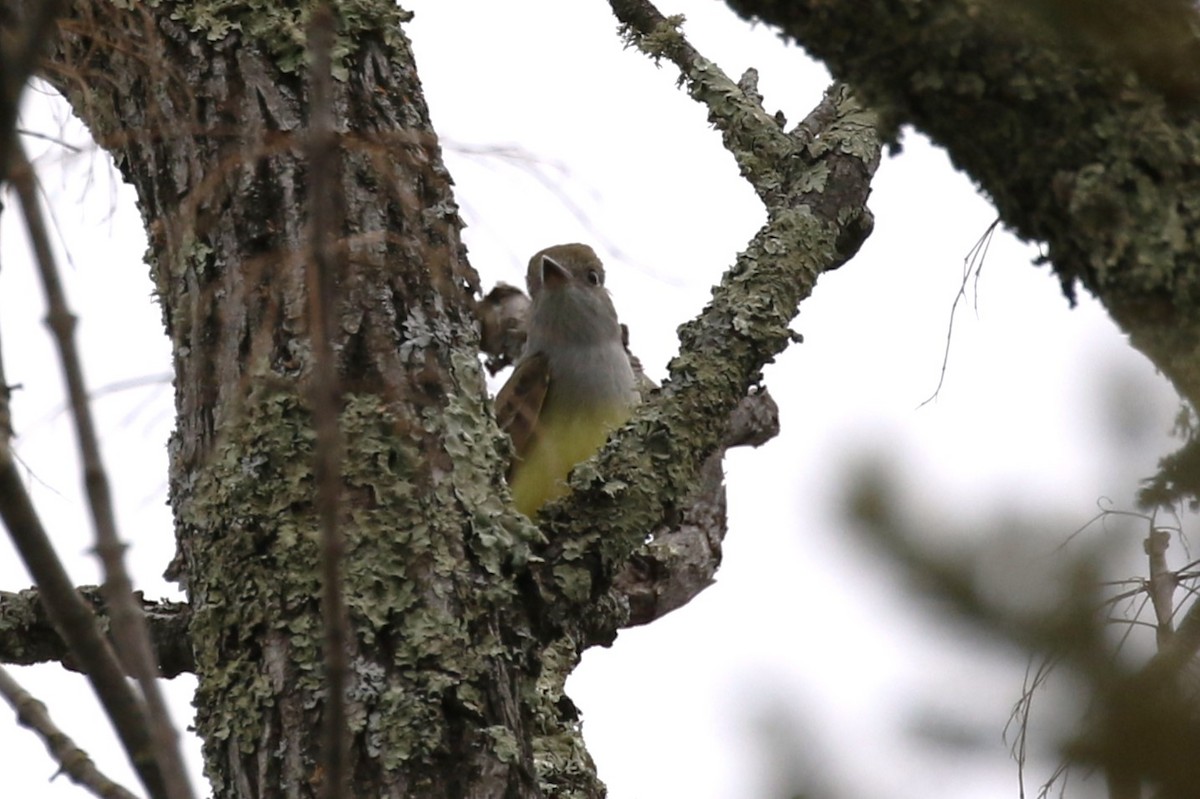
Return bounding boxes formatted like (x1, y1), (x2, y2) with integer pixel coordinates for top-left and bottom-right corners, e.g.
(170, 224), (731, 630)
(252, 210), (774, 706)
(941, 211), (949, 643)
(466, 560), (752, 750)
(1004, 655), (1059, 799)
(0, 446), (165, 797)
(919, 218), (1000, 407)
(0, 0), (68, 176)
(307, 6), (349, 798)
(14, 126), (82, 152)
(9, 143), (192, 799)
(0, 144), (166, 799)
(0, 665), (141, 799)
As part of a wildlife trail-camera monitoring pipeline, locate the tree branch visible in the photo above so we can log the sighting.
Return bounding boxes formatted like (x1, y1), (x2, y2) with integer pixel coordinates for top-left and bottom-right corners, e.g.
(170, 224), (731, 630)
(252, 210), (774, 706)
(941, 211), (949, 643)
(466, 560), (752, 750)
(526, 0), (878, 642)
(0, 587), (193, 678)
(612, 388), (779, 630)
(0, 455), (168, 797)
(10, 143), (193, 799)
(0, 664), (142, 799)
(721, 0), (1200, 412)
(0, 0), (68, 176)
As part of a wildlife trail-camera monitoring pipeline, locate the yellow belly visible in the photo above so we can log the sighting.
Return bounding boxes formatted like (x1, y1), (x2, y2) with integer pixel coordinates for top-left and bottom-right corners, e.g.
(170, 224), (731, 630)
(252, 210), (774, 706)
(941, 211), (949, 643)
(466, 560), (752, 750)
(510, 404), (631, 517)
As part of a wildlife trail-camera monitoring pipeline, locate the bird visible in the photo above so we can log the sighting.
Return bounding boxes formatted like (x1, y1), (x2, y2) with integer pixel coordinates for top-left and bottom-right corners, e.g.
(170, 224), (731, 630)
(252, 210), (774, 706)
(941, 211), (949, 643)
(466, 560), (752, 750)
(494, 243), (639, 517)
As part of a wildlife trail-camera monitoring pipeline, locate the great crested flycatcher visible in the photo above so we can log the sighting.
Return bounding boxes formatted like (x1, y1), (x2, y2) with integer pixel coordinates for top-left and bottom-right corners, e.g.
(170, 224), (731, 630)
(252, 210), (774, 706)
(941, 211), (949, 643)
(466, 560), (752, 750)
(495, 243), (639, 517)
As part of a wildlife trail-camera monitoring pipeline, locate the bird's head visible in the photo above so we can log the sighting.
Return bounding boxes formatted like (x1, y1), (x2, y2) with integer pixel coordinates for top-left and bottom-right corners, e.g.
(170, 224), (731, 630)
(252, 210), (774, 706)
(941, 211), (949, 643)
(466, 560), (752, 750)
(524, 243), (621, 348)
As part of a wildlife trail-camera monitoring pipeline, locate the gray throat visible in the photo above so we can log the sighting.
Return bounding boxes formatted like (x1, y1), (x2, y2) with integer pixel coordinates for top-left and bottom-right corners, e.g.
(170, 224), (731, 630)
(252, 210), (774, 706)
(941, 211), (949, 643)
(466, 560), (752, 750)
(525, 294), (636, 408)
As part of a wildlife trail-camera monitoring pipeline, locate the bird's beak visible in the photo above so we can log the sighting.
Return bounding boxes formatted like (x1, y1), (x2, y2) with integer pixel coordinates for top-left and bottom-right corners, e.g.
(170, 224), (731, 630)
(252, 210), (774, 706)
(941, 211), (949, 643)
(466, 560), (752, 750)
(541, 255), (570, 290)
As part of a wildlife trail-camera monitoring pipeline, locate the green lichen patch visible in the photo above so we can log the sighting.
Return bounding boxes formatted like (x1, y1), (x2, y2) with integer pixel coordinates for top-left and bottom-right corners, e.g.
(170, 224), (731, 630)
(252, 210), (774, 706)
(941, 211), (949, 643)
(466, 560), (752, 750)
(162, 0), (415, 77)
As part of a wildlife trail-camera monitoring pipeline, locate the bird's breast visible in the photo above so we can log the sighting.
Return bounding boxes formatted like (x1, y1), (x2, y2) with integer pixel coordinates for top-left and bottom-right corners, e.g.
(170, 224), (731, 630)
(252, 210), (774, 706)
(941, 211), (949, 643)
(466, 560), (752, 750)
(543, 341), (636, 408)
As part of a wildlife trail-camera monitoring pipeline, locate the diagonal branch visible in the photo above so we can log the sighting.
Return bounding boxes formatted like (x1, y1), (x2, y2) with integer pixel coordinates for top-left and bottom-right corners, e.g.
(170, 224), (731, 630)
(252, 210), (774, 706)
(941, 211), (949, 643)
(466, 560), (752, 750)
(525, 0), (879, 641)
(9, 143), (193, 799)
(0, 447), (167, 797)
(721, 0), (1200, 414)
(0, 147), (166, 799)
(612, 1), (796, 202)
(0, 664), (141, 799)
(0, 0), (68, 176)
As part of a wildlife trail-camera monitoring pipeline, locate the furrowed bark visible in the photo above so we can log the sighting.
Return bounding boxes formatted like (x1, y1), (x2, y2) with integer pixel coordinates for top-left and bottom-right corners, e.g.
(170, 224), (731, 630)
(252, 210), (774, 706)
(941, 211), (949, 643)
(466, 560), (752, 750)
(20, 2), (583, 795)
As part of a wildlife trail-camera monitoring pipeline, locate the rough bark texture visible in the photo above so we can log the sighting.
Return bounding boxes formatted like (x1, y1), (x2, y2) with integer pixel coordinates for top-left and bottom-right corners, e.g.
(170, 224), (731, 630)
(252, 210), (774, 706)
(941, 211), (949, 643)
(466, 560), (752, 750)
(0, 588), (192, 678)
(711, 4), (1200, 791)
(535, 7), (879, 654)
(3, 1), (881, 796)
(476, 283), (783, 630)
(723, 0), (1200, 412)
(37, 2), (581, 796)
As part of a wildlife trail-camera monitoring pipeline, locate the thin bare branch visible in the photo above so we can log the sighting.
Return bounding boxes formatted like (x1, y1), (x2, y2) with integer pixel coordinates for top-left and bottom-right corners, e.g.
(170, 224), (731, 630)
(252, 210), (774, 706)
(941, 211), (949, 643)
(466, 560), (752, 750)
(919, 218), (1000, 408)
(0, 665), (141, 799)
(14, 126), (82, 152)
(9, 143), (192, 799)
(0, 0), (68, 176)
(307, 6), (349, 798)
(0, 143), (166, 799)
(0, 443), (165, 797)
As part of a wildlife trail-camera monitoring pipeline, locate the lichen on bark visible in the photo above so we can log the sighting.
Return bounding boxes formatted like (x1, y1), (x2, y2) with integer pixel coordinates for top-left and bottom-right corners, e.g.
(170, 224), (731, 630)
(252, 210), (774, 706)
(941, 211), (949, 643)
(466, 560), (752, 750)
(723, 0), (1200, 410)
(8, 1), (881, 795)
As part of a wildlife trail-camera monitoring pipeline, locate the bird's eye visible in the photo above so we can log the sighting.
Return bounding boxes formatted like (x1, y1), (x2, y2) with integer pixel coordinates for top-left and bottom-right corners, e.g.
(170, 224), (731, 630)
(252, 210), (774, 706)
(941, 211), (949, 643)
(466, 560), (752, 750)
(586, 269), (601, 286)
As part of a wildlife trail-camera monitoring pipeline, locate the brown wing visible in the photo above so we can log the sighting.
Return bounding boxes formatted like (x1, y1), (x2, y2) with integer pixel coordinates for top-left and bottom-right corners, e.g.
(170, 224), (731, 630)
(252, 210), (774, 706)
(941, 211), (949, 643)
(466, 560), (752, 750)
(494, 352), (550, 467)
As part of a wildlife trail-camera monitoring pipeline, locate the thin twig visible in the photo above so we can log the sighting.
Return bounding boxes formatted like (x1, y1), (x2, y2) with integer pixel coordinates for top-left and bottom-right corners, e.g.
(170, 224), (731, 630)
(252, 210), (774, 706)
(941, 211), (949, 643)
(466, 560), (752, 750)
(14, 126), (83, 152)
(1005, 654), (1059, 799)
(9, 143), (192, 799)
(307, 6), (349, 798)
(0, 147), (164, 799)
(919, 218), (1000, 408)
(0, 665), (142, 799)
(0, 444), (164, 797)
(0, 0), (69, 177)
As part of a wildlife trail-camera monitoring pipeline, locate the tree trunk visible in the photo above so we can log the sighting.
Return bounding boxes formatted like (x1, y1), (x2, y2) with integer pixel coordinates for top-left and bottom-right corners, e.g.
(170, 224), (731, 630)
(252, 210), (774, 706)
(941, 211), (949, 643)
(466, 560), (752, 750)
(42, 3), (595, 796)
(3, 1), (882, 795)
